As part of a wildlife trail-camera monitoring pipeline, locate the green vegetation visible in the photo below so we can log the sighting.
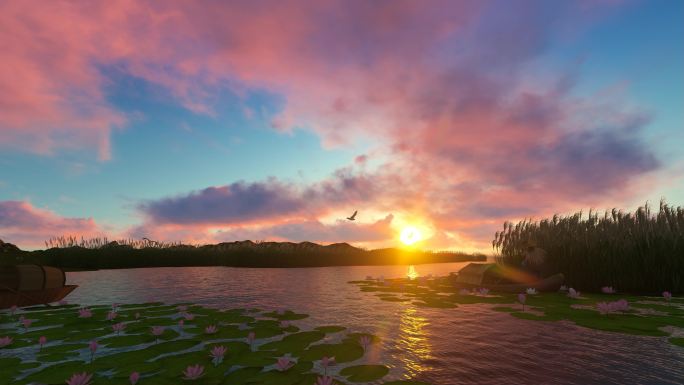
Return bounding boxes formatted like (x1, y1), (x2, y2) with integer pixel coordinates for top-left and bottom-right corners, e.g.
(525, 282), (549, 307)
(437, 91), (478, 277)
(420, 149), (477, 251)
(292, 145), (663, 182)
(0, 302), (421, 384)
(492, 201), (684, 293)
(350, 275), (684, 347)
(0, 238), (485, 270)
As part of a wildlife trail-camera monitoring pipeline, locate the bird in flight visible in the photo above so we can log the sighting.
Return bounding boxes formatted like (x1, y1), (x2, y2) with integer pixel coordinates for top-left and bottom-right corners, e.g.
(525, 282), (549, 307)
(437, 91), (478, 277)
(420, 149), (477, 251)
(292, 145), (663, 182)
(347, 210), (358, 221)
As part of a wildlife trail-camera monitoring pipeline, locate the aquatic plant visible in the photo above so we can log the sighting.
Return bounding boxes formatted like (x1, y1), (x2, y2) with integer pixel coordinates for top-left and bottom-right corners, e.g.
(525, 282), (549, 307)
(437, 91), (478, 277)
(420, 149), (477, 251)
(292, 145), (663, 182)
(526, 288), (538, 295)
(38, 335), (46, 351)
(78, 308), (93, 318)
(134, 312), (141, 319)
(458, 288), (470, 295)
(280, 320), (291, 328)
(129, 371), (140, 385)
(182, 364), (204, 380)
(559, 285), (568, 292)
(518, 293), (527, 311)
(66, 372), (92, 385)
(359, 335), (371, 351)
(478, 288), (490, 296)
(9, 304), (18, 316)
(204, 325), (218, 334)
(151, 326), (164, 343)
(106, 311), (118, 321)
(21, 317), (32, 330)
(209, 345), (228, 366)
(567, 288), (581, 299)
(247, 331), (256, 350)
(321, 356), (336, 376)
(315, 376), (336, 385)
(177, 305), (188, 312)
(0, 336), (13, 348)
(89, 340), (98, 363)
(596, 299), (630, 315)
(493, 201), (684, 293)
(276, 356), (294, 371)
(112, 322), (126, 335)
(663, 291), (672, 303)
(602, 286), (616, 294)
(183, 313), (195, 321)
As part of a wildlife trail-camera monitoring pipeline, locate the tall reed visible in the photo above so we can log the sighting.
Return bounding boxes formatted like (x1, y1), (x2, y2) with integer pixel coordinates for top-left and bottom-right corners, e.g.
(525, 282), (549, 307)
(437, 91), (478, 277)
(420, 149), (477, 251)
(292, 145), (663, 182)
(492, 200), (683, 293)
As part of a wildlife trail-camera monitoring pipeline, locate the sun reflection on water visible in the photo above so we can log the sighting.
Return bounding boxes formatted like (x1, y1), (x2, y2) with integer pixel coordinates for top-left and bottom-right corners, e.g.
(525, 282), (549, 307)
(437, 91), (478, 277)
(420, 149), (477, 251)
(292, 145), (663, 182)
(407, 265), (419, 280)
(396, 306), (433, 377)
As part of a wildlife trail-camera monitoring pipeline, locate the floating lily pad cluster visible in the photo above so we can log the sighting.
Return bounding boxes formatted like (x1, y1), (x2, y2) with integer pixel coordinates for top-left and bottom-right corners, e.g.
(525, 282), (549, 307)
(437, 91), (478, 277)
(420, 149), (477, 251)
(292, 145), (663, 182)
(0, 302), (429, 385)
(350, 276), (684, 347)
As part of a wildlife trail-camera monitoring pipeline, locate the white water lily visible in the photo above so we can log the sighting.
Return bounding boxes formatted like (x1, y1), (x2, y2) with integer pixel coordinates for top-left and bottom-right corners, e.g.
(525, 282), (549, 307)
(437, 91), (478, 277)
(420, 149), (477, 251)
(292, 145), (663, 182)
(526, 288), (538, 295)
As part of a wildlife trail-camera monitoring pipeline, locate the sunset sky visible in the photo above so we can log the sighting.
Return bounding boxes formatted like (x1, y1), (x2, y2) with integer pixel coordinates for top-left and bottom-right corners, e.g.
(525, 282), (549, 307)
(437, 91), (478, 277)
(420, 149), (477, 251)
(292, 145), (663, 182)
(1, 0), (682, 251)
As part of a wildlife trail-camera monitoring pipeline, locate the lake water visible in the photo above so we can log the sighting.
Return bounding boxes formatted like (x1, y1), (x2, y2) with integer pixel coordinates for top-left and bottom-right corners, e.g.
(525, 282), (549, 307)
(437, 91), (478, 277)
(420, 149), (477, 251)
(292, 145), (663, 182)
(66, 264), (684, 385)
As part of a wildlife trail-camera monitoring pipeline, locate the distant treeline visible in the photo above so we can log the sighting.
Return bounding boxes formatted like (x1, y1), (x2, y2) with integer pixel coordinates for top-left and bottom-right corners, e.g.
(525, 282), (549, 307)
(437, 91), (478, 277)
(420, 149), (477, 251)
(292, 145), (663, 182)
(0, 239), (486, 270)
(493, 201), (684, 294)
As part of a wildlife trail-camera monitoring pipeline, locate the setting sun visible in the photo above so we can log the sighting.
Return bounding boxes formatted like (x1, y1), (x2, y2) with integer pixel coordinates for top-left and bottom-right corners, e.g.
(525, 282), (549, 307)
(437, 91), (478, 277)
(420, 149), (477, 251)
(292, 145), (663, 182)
(400, 226), (421, 245)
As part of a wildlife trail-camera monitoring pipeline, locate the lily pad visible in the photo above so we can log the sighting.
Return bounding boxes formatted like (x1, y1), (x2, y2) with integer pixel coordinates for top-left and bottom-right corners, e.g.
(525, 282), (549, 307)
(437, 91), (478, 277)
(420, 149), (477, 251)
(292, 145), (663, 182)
(340, 364), (389, 382)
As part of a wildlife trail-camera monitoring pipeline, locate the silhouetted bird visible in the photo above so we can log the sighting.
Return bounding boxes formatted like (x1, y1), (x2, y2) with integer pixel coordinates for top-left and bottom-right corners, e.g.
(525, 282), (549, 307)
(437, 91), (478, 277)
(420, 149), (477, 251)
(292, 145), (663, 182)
(347, 210), (358, 221)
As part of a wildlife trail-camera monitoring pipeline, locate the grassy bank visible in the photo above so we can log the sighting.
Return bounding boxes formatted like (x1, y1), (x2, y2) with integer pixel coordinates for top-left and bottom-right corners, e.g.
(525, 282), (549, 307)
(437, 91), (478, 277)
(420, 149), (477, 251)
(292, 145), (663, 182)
(0, 240), (485, 270)
(492, 201), (684, 294)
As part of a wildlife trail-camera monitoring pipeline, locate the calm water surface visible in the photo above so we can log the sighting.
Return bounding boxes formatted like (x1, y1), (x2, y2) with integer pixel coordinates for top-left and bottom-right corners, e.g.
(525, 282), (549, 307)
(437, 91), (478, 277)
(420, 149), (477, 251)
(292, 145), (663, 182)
(67, 264), (684, 385)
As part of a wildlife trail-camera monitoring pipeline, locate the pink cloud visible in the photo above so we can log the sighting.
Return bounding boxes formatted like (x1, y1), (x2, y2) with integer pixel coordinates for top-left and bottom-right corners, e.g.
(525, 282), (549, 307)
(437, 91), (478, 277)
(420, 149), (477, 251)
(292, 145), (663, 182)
(0, 200), (104, 249)
(1, 1), (662, 250)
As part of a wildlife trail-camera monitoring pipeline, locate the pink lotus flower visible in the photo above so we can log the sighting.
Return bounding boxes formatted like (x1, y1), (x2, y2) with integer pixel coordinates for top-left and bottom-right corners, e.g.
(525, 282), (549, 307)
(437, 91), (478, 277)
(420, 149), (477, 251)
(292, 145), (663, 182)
(204, 325), (218, 334)
(602, 286), (616, 294)
(112, 322), (126, 335)
(89, 340), (98, 363)
(315, 376), (335, 385)
(663, 291), (672, 303)
(320, 356), (335, 375)
(0, 336), (13, 348)
(78, 308), (93, 318)
(38, 336), (47, 351)
(276, 357), (294, 371)
(518, 293), (527, 311)
(358, 335), (371, 351)
(182, 364), (204, 380)
(66, 372), (92, 385)
(567, 288), (581, 299)
(151, 326), (164, 343)
(129, 371), (140, 385)
(112, 303), (120, 310)
(247, 331), (255, 349)
(596, 299), (630, 315)
(183, 313), (195, 321)
(209, 345), (228, 366)
(21, 318), (33, 329)
(106, 311), (118, 321)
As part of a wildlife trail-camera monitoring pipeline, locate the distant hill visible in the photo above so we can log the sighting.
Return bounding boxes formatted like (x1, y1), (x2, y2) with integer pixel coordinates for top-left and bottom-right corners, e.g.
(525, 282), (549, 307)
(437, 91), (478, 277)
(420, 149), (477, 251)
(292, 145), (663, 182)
(0, 238), (486, 270)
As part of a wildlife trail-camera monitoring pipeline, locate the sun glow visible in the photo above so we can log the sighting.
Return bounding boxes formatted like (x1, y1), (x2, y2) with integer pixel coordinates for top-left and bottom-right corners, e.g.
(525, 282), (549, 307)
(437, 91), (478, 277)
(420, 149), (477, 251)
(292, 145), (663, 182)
(400, 226), (421, 245)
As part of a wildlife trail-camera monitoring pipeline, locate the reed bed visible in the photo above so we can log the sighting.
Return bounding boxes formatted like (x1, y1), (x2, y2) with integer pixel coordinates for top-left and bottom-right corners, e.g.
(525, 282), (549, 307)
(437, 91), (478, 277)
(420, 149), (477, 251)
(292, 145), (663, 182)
(44, 236), (182, 249)
(493, 200), (684, 293)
